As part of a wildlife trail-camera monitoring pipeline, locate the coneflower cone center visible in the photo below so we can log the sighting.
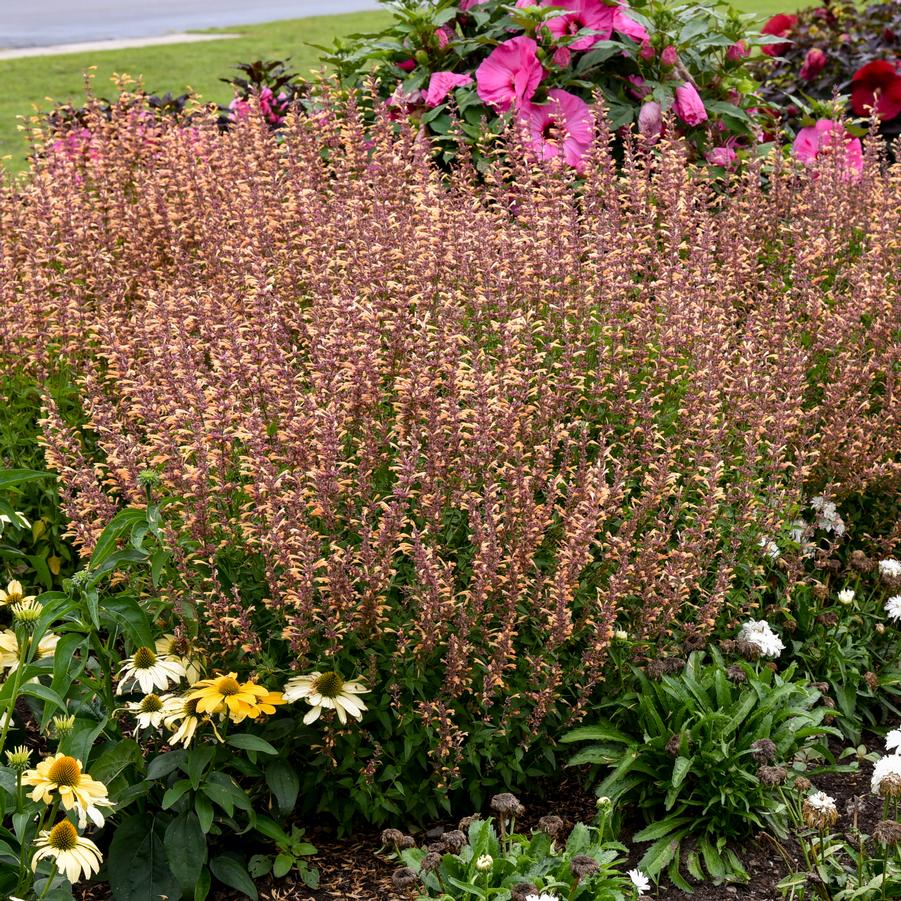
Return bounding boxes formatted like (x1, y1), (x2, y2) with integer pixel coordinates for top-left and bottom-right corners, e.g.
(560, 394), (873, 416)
(48, 819), (79, 850)
(141, 694), (163, 712)
(133, 646), (157, 668)
(47, 756), (82, 786)
(313, 671), (344, 698)
(217, 677), (241, 696)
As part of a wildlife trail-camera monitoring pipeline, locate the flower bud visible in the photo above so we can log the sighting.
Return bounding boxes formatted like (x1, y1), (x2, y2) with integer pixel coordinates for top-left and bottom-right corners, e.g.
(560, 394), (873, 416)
(726, 41), (749, 62)
(638, 101), (663, 142)
(661, 45), (679, 67)
(475, 854), (493, 871)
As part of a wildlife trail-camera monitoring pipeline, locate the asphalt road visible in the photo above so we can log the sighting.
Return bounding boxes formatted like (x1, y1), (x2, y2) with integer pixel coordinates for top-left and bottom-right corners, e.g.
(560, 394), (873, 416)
(0, 0), (381, 48)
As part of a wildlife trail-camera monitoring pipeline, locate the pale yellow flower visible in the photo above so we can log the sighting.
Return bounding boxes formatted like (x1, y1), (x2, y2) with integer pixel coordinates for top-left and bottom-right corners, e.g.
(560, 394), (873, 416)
(32, 819), (102, 884)
(0, 580), (32, 606)
(0, 628), (59, 669)
(116, 646), (185, 695)
(22, 753), (113, 828)
(161, 695), (203, 747)
(155, 633), (202, 683)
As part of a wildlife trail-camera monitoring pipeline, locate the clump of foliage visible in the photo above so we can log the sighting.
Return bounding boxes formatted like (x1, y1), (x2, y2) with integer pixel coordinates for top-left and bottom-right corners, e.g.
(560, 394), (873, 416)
(563, 649), (840, 888)
(324, 0), (768, 168)
(751, 1), (901, 148)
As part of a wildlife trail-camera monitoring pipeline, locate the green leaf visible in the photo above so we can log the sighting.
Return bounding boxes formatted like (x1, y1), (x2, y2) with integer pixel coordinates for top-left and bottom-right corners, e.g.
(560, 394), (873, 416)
(107, 815), (181, 901)
(58, 718), (110, 769)
(162, 779), (193, 810)
(194, 867), (212, 901)
(273, 853), (293, 878)
(0, 469), (51, 490)
(90, 508), (148, 571)
(639, 833), (680, 877)
(672, 756), (692, 788)
(102, 595), (155, 649)
(265, 759), (299, 814)
(560, 723), (633, 744)
(210, 855), (258, 900)
(165, 812), (208, 892)
(147, 750), (187, 780)
(633, 817), (693, 842)
(195, 792), (214, 833)
(227, 734), (278, 755)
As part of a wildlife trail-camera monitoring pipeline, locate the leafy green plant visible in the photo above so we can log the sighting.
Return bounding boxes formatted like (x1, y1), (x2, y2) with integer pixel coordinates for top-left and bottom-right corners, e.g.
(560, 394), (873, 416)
(563, 650), (840, 890)
(389, 796), (641, 900)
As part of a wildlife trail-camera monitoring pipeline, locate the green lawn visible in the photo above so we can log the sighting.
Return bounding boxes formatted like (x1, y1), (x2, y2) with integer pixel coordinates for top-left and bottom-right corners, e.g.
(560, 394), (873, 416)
(0, 11), (392, 170)
(0, 1), (801, 173)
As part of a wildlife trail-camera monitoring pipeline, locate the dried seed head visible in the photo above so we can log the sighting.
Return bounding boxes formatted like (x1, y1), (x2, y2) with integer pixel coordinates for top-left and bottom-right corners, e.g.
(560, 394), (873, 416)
(380, 828), (405, 847)
(441, 830), (466, 853)
(751, 739), (778, 764)
(850, 550), (872, 572)
(397, 834), (416, 850)
(490, 792), (524, 817)
(878, 774), (901, 800)
(736, 639), (762, 661)
(873, 820), (901, 848)
(757, 765), (788, 786)
(391, 867), (418, 890)
(420, 851), (443, 872)
(665, 733), (682, 757)
(802, 792), (839, 830)
(727, 664), (747, 683)
(864, 672), (879, 691)
(816, 612), (838, 627)
(511, 883), (540, 901)
(458, 814), (481, 831)
(537, 815), (564, 838)
(794, 776), (813, 793)
(570, 854), (600, 879)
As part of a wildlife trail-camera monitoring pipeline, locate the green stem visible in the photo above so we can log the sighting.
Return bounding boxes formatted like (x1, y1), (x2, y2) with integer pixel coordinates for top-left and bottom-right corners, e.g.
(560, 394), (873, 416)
(0, 636), (30, 755)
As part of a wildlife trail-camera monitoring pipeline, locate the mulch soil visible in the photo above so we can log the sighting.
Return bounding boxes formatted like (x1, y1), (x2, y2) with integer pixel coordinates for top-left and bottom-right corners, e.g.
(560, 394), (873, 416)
(75, 737), (885, 900)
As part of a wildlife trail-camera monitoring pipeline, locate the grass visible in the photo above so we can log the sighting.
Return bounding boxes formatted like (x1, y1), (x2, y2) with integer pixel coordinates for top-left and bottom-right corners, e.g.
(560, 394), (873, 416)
(0, 0), (804, 173)
(0, 11), (392, 171)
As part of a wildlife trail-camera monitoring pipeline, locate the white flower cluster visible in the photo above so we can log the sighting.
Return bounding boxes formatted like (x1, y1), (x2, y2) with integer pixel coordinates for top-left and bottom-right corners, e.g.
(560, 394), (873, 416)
(629, 869), (651, 895)
(738, 620), (785, 658)
(880, 559), (901, 580)
(872, 752), (901, 798)
(886, 596), (901, 622)
(525, 894), (559, 901)
(806, 791), (837, 814)
(811, 496), (845, 536)
(837, 589), (855, 605)
(758, 536), (780, 559)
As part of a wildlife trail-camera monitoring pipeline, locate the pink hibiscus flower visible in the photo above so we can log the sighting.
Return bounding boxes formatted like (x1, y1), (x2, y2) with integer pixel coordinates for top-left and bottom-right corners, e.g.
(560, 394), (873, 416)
(521, 88), (594, 168)
(792, 119), (863, 175)
(460, 0), (489, 8)
(760, 13), (798, 57)
(476, 36), (545, 111)
(424, 71), (474, 107)
(672, 82), (708, 126)
(799, 47), (828, 81)
(542, 0), (617, 51)
(613, 6), (649, 44)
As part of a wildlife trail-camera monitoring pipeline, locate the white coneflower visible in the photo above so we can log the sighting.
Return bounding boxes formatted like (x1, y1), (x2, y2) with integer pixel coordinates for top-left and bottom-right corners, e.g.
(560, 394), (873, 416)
(116, 647), (185, 695)
(872, 754), (901, 799)
(283, 671), (369, 725)
(31, 819), (103, 884)
(738, 620), (785, 658)
(475, 854), (493, 871)
(837, 589), (855, 605)
(126, 694), (168, 730)
(758, 536), (780, 559)
(161, 695), (203, 747)
(886, 596), (901, 622)
(879, 559), (901, 580)
(628, 869), (651, 895)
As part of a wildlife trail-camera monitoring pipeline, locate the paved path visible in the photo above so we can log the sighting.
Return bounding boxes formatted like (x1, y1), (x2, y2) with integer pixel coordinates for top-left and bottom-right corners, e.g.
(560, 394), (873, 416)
(0, 33), (242, 61)
(0, 1), (381, 49)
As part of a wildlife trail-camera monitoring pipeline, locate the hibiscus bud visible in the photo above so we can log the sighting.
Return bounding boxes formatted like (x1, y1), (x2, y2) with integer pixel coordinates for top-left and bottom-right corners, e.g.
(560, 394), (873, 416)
(414, 50), (430, 66)
(553, 46), (571, 67)
(661, 45), (679, 67)
(705, 145), (737, 167)
(726, 40), (749, 62)
(800, 48), (828, 80)
(638, 100), (663, 141)
(639, 42), (656, 60)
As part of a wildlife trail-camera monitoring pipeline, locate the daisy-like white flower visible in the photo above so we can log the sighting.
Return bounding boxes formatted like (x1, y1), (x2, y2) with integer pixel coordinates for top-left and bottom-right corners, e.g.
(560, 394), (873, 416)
(811, 496), (845, 535)
(629, 869), (651, 895)
(32, 819), (102, 884)
(0, 511), (30, 530)
(283, 671), (369, 725)
(161, 694), (204, 747)
(885, 728), (901, 754)
(837, 589), (855, 605)
(525, 894), (559, 901)
(789, 519), (808, 543)
(116, 646), (185, 695)
(155, 633), (203, 683)
(22, 753), (113, 828)
(738, 620), (785, 658)
(126, 693), (169, 730)
(872, 754), (901, 799)
(886, 596), (901, 622)
(475, 854), (493, 871)
(879, 559), (901, 580)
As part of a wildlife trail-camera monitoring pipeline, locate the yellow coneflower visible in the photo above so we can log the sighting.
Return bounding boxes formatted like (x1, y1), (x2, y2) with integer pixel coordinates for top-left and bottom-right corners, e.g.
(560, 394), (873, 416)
(161, 695), (204, 747)
(5, 745), (30, 769)
(125, 693), (169, 730)
(185, 673), (275, 723)
(0, 628), (59, 669)
(0, 580), (33, 606)
(22, 753), (114, 828)
(10, 596), (43, 624)
(32, 819), (102, 884)
(155, 633), (203, 683)
(282, 671), (369, 725)
(116, 646), (185, 695)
